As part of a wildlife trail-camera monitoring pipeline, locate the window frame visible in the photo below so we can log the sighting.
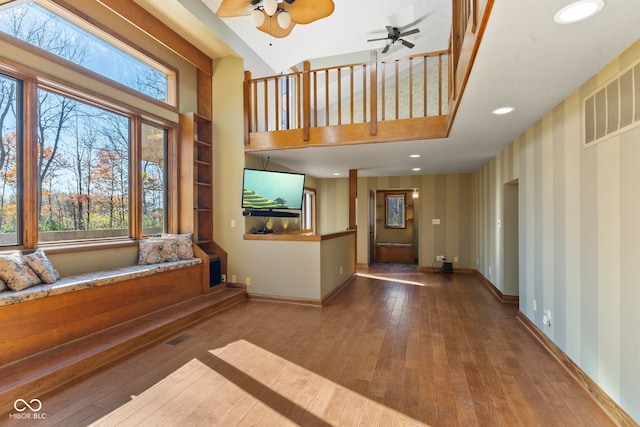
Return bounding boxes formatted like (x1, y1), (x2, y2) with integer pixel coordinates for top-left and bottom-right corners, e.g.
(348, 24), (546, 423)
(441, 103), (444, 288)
(0, 64), (178, 250)
(0, 0), (184, 251)
(0, 0), (179, 110)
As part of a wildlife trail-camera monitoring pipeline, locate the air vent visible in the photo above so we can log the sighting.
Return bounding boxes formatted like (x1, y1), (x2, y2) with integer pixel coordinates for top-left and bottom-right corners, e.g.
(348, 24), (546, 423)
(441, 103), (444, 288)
(584, 59), (640, 147)
(165, 333), (194, 346)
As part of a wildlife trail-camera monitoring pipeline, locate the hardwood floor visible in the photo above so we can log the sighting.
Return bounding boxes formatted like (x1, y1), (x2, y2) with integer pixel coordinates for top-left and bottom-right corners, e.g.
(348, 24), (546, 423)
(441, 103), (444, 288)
(3, 266), (614, 426)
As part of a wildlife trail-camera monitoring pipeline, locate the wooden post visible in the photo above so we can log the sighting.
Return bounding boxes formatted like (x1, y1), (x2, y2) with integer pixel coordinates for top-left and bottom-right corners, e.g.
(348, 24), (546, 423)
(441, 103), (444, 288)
(303, 61), (310, 141)
(349, 169), (357, 231)
(243, 70), (252, 146)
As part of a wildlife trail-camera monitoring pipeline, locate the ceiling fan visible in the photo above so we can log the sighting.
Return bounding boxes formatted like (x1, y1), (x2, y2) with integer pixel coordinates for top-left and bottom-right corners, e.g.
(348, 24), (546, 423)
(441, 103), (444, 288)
(368, 26), (420, 54)
(216, 0), (335, 38)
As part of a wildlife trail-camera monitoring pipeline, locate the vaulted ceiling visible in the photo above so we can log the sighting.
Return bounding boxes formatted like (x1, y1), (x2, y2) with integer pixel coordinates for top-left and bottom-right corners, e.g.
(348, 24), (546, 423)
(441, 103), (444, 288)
(137, 0), (640, 177)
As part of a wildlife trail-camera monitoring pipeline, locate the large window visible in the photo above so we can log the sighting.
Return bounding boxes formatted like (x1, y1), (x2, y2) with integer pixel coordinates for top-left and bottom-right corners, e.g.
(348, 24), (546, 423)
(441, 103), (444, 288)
(0, 0), (178, 247)
(0, 1), (173, 104)
(0, 74), (20, 246)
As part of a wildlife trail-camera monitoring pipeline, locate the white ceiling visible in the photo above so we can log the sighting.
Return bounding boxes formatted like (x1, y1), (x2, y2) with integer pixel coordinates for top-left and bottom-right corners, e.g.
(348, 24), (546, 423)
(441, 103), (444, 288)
(137, 0), (640, 178)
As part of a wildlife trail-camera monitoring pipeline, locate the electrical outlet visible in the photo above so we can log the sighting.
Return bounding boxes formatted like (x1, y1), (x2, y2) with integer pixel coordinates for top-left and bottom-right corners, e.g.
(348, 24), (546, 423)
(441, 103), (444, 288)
(340, 266), (343, 274)
(454, 256), (458, 262)
(231, 274), (236, 283)
(221, 274), (226, 282)
(543, 309), (552, 326)
(533, 299), (537, 312)
(245, 277), (251, 286)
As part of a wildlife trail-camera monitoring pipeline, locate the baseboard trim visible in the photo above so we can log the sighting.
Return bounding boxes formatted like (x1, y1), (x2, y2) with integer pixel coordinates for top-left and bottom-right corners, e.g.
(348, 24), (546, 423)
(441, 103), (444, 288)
(516, 311), (638, 427)
(248, 275), (356, 307)
(248, 294), (322, 306)
(475, 271), (519, 304)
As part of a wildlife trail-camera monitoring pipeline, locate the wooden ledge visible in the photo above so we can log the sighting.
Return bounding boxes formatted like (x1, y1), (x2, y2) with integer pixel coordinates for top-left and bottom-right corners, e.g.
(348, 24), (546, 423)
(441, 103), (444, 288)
(0, 287), (247, 415)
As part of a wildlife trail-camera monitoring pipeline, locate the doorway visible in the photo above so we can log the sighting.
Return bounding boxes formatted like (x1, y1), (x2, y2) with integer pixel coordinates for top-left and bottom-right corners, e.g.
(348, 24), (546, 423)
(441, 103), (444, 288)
(503, 180), (519, 296)
(371, 189), (417, 265)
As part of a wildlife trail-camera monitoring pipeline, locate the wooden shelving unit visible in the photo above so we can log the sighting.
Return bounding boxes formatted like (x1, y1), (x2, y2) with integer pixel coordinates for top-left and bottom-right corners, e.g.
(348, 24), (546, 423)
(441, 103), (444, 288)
(179, 112), (227, 291)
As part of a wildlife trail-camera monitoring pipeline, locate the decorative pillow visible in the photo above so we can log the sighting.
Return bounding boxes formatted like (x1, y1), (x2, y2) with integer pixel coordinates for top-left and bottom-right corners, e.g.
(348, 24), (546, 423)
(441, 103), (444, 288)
(161, 233), (194, 260)
(0, 253), (42, 292)
(138, 238), (179, 265)
(24, 249), (61, 284)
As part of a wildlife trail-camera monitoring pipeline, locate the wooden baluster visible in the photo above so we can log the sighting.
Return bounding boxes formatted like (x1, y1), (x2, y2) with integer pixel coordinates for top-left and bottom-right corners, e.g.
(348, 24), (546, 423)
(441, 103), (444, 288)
(409, 57), (413, 119)
(325, 70), (329, 126)
(370, 50), (377, 135)
(423, 55), (428, 117)
(337, 68), (342, 125)
(395, 60), (399, 120)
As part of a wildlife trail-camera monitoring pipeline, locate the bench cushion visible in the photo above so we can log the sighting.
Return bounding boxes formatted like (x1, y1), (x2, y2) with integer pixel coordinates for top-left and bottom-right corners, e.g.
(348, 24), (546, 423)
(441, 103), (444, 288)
(0, 258), (201, 307)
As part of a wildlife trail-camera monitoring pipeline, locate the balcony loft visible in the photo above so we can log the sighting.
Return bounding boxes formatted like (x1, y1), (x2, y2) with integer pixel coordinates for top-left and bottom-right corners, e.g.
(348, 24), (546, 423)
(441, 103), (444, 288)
(242, 0), (491, 152)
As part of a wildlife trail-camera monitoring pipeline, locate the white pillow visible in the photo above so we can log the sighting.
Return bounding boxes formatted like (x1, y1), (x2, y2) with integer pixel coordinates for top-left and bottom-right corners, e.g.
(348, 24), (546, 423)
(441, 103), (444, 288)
(24, 249), (61, 284)
(0, 253), (42, 292)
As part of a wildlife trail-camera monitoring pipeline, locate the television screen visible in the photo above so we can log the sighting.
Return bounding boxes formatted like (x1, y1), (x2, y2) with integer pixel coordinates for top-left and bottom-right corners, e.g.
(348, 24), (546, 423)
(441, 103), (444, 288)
(242, 168), (305, 210)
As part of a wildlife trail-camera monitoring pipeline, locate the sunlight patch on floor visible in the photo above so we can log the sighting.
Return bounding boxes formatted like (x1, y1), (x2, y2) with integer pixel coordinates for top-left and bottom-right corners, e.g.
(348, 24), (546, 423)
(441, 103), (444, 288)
(357, 272), (426, 287)
(90, 340), (429, 426)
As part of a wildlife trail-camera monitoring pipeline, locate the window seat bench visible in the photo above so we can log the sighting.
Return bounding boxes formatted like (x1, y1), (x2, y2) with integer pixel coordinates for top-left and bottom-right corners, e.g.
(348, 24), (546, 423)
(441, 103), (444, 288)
(0, 258), (202, 307)
(0, 248), (246, 416)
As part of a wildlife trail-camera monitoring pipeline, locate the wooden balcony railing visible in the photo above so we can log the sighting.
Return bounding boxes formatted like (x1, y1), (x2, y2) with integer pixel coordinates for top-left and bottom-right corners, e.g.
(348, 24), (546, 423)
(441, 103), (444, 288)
(243, 50), (450, 150)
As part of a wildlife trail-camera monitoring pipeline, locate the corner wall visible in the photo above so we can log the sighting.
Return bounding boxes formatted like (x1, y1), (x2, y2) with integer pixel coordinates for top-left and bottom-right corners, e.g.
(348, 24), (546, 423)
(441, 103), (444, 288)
(476, 40), (640, 422)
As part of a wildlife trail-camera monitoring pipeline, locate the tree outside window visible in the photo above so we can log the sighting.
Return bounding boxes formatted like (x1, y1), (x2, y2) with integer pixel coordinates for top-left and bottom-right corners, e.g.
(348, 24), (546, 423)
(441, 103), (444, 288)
(37, 89), (130, 242)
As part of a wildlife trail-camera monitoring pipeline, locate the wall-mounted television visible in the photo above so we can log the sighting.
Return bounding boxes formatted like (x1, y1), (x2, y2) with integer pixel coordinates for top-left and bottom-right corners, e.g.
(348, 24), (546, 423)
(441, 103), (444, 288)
(242, 168), (305, 211)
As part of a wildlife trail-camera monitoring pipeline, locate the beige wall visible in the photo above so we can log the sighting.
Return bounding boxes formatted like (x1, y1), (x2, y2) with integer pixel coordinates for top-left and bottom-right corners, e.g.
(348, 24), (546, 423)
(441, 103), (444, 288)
(476, 39), (640, 422)
(357, 174), (477, 269)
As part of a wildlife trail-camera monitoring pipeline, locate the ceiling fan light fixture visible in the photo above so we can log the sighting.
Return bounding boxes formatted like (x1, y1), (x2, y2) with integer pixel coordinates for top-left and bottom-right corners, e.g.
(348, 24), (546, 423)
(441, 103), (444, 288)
(554, 0), (604, 24)
(263, 0), (278, 16)
(277, 10), (291, 29)
(251, 8), (265, 27)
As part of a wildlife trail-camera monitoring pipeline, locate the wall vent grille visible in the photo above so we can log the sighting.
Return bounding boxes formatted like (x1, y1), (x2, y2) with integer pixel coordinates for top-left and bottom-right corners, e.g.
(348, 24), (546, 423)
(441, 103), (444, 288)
(584, 59), (640, 147)
(165, 333), (194, 346)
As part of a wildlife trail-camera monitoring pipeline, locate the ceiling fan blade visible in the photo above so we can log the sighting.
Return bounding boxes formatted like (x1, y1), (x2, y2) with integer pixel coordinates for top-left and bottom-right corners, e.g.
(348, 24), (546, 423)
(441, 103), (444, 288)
(385, 25), (395, 37)
(285, 0), (335, 25)
(382, 44), (391, 54)
(216, 0), (253, 17)
(401, 39), (415, 49)
(367, 37), (390, 42)
(399, 28), (420, 38)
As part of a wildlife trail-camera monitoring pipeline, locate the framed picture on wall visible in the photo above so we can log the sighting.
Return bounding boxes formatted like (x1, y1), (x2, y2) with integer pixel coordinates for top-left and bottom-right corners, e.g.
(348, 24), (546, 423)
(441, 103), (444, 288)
(385, 193), (406, 229)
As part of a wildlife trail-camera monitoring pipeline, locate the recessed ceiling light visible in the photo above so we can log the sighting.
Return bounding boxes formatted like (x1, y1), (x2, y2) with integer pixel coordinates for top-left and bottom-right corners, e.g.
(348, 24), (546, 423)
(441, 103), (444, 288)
(554, 0), (604, 24)
(333, 172), (341, 176)
(492, 106), (515, 115)
(412, 167), (421, 172)
(409, 154), (421, 158)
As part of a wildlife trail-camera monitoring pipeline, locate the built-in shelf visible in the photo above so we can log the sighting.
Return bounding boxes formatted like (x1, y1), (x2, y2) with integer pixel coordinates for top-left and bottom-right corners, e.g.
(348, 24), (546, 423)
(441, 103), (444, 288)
(180, 112), (228, 290)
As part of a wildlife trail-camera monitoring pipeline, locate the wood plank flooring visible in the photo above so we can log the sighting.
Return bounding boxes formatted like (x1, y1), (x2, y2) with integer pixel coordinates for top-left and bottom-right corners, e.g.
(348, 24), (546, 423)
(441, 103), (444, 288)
(1, 266), (615, 426)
